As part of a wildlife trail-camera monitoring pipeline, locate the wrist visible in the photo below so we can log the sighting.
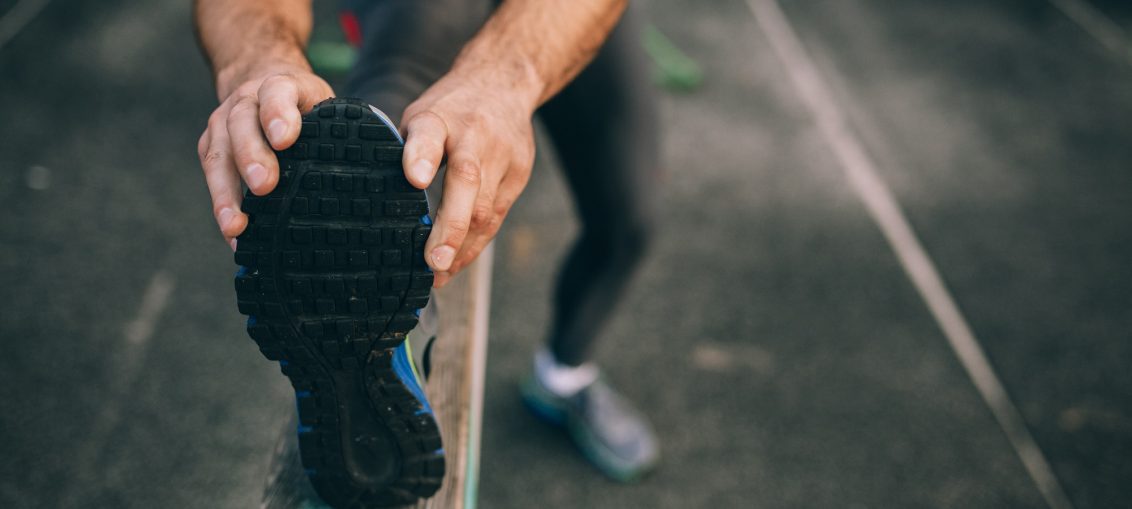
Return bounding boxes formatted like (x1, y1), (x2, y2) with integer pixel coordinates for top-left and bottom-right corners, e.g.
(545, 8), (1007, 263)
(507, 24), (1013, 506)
(214, 51), (311, 100)
(449, 50), (545, 114)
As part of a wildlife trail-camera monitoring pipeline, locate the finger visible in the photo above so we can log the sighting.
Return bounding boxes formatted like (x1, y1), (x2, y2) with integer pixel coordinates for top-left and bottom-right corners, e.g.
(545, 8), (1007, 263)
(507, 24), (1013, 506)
(449, 165), (505, 273)
(449, 202), (507, 273)
(449, 228), (492, 275)
(227, 95), (279, 196)
(402, 111), (447, 189)
(496, 159), (533, 206)
(257, 75), (303, 150)
(450, 135), (533, 271)
(425, 135), (483, 273)
(199, 113), (248, 244)
(432, 271), (452, 289)
(293, 74), (334, 111)
(449, 167), (522, 274)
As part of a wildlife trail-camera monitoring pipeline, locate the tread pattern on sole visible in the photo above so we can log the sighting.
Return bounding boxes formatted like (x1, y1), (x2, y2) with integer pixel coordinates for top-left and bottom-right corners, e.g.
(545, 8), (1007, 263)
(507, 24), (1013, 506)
(234, 97), (442, 508)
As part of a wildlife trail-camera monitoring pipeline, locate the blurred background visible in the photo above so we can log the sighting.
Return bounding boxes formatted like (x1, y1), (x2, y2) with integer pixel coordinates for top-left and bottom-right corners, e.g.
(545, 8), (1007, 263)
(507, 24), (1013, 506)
(1, 0), (1130, 507)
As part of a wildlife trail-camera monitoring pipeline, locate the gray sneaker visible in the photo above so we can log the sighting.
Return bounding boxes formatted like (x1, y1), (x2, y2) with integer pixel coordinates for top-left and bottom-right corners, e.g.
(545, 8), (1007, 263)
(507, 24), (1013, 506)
(520, 375), (660, 482)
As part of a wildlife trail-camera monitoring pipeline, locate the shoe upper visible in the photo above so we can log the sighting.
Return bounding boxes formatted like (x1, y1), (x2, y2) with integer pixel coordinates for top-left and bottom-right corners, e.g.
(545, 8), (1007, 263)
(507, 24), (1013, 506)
(521, 375), (660, 482)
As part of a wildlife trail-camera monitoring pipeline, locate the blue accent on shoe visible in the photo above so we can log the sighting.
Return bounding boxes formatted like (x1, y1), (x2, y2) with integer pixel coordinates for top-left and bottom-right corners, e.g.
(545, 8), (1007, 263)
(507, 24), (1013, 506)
(279, 360), (289, 367)
(420, 214), (432, 225)
(298, 424), (314, 434)
(235, 265), (249, 277)
(392, 342), (433, 415)
(247, 315), (257, 326)
(414, 308), (421, 317)
(523, 394), (567, 426)
(433, 448), (445, 456)
(296, 390), (311, 398)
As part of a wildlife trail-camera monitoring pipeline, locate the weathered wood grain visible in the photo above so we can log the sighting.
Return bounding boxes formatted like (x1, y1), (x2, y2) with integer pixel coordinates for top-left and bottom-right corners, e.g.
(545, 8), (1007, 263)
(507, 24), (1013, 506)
(414, 244), (493, 509)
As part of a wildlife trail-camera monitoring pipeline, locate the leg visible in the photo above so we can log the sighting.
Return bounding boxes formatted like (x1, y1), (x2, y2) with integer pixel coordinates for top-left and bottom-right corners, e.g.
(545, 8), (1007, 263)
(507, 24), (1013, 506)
(538, 5), (661, 367)
(340, 0), (496, 367)
(340, 0), (494, 121)
(521, 19), (664, 474)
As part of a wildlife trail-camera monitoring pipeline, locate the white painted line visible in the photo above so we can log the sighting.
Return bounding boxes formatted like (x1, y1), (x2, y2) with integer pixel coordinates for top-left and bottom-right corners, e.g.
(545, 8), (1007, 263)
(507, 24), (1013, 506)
(124, 269), (176, 344)
(1049, 0), (1132, 63)
(0, 0), (52, 53)
(744, 1), (1074, 508)
(61, 269), (176, 506)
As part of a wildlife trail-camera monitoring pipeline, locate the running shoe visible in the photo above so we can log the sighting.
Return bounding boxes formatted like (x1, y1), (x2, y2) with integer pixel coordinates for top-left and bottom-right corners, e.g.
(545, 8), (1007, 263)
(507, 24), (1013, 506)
(234, 98), (442, 508)
(521, 373), (659, 482)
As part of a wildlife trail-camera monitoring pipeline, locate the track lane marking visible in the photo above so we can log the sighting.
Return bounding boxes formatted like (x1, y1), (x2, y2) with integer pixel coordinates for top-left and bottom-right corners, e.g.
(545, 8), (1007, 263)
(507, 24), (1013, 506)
(124, 270), (175, 344)
(744, 1), (1074, 508)
(1049, 0), (1131, 62)
(61, 269), (176, 506)
(0, 0), (51, 53)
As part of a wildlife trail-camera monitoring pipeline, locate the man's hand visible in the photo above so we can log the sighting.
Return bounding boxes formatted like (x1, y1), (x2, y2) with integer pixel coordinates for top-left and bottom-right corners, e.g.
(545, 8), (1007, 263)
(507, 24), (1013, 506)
(400, 70), (538, 287)
(192, 0), (626, 284)
(395, 0), (627, 287)
(197, 66), (333, 250)
(193, 0), (325, 249)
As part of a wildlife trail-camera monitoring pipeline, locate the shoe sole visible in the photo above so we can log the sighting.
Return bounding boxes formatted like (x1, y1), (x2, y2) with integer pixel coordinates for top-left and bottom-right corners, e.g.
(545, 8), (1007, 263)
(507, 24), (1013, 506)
(234, 98), (443, 508)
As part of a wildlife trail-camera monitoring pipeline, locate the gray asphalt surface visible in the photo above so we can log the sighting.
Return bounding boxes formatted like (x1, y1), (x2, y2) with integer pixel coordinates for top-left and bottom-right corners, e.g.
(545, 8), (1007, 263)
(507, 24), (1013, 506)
(0, 0), (1128, 508)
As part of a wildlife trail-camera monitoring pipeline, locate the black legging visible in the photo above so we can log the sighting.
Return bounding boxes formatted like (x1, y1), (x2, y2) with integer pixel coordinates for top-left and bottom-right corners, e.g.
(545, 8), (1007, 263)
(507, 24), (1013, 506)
(342, 0), (659, 367)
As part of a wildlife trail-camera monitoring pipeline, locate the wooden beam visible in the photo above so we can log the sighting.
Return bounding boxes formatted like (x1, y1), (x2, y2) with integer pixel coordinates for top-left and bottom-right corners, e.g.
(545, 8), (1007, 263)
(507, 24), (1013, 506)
(415, 244), (493, 509)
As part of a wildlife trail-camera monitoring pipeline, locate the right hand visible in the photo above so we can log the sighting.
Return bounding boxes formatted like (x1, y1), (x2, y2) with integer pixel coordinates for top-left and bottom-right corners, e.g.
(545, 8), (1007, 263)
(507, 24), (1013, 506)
(197, 66), (334, 250)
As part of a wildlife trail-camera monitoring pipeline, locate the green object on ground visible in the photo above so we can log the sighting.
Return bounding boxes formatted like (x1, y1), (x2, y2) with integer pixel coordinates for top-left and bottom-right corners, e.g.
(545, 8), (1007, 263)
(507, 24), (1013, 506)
(642, 24), (704, 92)
(307, 41), (358, 75)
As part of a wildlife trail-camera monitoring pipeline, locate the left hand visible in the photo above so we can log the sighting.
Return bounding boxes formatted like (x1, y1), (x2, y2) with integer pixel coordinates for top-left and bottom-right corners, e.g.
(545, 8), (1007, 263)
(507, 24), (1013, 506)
(400, 68), (539, 287)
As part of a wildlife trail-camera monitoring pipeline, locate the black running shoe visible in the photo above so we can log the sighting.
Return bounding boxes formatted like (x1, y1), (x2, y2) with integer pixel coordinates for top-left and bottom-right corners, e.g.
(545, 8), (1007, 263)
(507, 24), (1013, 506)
(234, 98), (443, 508)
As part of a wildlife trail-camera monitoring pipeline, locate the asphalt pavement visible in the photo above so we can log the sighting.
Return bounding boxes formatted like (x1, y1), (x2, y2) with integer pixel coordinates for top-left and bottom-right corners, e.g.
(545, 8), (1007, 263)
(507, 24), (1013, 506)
(0, 0), (1128, 508)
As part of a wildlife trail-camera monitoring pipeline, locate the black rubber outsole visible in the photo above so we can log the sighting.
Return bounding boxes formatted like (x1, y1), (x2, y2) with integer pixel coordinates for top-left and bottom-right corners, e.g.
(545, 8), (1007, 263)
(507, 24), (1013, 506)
(233, 98), (443, 508)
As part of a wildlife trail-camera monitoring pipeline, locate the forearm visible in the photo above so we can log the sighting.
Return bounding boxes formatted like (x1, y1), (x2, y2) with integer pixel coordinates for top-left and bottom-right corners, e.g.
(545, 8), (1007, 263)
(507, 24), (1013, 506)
(450, 0), (628, 111)
(192, 0), (314, 99)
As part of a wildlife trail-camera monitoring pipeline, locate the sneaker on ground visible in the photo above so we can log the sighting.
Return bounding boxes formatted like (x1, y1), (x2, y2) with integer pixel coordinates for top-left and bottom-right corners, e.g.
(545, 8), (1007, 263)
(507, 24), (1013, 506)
(520, 371), (660, 482)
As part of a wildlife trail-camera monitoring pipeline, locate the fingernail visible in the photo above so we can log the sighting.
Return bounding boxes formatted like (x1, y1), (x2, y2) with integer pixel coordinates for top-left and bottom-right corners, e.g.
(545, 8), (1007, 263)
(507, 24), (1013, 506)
(229, 238), (238, 252)
(246, 163), (267, 189)
(267, 119), (287, 146)
(218, 207), (235, 230)
(430, 246), (456, 271)
(410, 160), (433, 186)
